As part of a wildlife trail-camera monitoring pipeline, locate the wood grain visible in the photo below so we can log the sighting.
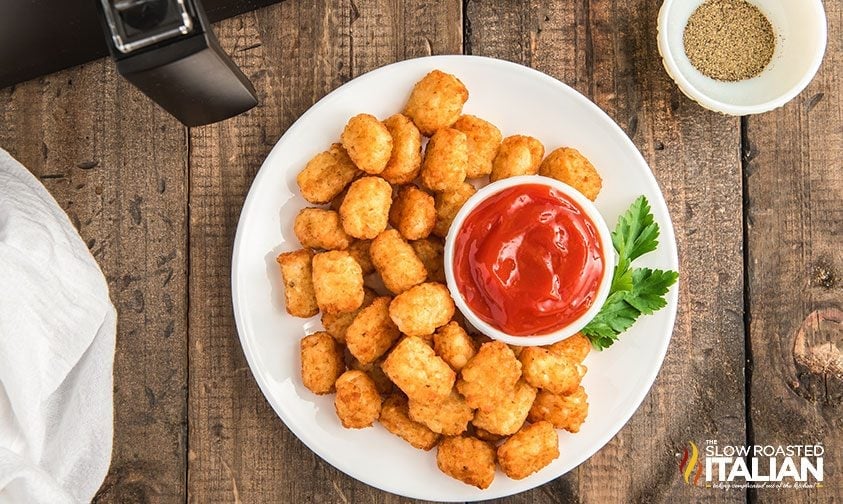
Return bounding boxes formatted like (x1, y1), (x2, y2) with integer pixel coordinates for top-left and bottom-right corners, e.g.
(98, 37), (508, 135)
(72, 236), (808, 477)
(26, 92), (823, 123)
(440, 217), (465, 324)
(745, 0), (842, 501)
(466, 1), (745, 502)
(0, 64), (189, 501)
(186, 1), (460, 502)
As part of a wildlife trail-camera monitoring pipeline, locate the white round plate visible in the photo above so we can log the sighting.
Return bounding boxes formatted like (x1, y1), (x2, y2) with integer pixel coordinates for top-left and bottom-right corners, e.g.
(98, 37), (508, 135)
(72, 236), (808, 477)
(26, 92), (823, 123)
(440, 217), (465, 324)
(232, 55), (679, 501)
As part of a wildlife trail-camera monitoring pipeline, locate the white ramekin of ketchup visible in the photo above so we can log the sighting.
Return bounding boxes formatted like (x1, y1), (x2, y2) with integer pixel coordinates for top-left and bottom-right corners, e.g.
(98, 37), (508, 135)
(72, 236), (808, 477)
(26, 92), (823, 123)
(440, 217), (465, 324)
(444, 175), (614, 346)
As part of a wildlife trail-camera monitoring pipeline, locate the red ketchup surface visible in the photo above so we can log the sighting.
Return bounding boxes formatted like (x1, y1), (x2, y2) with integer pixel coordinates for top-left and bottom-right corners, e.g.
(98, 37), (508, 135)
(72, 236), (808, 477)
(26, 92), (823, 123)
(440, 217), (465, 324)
(453, 184), (605, 336)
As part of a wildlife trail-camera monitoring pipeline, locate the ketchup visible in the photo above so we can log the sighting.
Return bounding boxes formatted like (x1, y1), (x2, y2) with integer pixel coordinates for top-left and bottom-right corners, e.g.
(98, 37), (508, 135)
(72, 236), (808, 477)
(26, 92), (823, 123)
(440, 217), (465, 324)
(453, 184), (604, 336)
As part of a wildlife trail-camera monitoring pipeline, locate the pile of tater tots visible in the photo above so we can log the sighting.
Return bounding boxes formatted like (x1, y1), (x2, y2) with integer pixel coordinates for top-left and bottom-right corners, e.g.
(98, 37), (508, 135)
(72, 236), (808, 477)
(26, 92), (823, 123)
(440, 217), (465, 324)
(276, 70), (601, 488)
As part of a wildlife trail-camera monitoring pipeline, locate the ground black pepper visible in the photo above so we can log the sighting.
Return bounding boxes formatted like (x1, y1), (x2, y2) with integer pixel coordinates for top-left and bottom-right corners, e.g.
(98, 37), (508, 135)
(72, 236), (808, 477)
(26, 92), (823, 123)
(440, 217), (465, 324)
(683, 0), (776, 81)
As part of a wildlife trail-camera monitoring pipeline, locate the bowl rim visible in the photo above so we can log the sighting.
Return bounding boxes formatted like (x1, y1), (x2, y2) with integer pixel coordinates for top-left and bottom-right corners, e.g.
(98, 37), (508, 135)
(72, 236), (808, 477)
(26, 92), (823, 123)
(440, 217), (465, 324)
(656, 0), (828, 116)
(444, 175), (615, 346)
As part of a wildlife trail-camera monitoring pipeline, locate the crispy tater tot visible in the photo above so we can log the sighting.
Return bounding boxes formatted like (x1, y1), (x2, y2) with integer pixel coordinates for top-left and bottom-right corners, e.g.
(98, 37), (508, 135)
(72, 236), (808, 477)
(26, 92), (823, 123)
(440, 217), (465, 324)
(300, 331), (345, 394)
(276, 249), (319, 318)
(379, 394), (440, 450)
(490, 135), (545, 182)
(421, 128), (468, 192)
(472, 379), (537, 436)
(339, 176), (392, 239)
(370, 229), (428, 294)
(433, 321), (477, 371)
(518, 346), (583, 396)
(311, 250), (364, 314)
(348, 357), (394, 395)
(403, 70), (468, 136)
(321, 287), (376, 343)
(432, 182), (476, 238)
(382, 336), (456, 404)
(410, 237), (446, 283)
(453, 115), (502, 178)
(297, 143), (359, 204)
(334, 370), (383, 428)
(457, 341), (522, 412)
(436, 436), (496, 489)
(381, 114), (422, 184)
(539, 147), (603, 201)
(528, 386), (589, 433)
(388, 185), (436, 240)
(340, 113), (393, 174)
(546, 332), (591, 364)
(293, 208), (351, 250)
(346, 239), (375, 276)
(497, 421), (559, 480)
(345, 297), (401, 365)
(408, 389), (474, 436)
(388, 282), (455, 336)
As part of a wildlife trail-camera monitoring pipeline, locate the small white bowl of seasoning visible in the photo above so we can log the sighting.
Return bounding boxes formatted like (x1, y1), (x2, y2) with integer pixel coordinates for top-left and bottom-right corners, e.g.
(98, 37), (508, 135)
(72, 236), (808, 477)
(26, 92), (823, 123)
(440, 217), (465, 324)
(657, 0), (827, 115)
(443, 176), (615, 347)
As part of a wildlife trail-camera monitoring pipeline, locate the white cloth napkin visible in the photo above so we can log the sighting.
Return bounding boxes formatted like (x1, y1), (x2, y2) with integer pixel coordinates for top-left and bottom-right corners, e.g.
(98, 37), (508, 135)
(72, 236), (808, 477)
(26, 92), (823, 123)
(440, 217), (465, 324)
(0, 149), (115, 503)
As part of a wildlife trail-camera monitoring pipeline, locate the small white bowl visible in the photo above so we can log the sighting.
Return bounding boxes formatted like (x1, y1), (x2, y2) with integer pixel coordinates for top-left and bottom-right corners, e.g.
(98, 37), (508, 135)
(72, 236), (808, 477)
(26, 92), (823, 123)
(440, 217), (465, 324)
(657, 0), (827, 115)
(444, 176), (615, 347)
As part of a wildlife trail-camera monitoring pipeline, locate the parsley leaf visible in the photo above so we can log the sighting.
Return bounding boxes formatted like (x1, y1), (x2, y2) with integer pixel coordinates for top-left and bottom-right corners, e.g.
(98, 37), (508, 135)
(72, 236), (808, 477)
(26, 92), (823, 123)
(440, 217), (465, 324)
(582, 196), (678, 350)
(625, 268), (680, 315)
(611, 195), (660, 263)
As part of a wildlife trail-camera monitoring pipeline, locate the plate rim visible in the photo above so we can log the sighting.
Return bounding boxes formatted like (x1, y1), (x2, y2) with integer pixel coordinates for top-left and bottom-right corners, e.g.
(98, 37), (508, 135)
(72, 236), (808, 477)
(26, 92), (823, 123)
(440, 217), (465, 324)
(231, 54), (680, 501)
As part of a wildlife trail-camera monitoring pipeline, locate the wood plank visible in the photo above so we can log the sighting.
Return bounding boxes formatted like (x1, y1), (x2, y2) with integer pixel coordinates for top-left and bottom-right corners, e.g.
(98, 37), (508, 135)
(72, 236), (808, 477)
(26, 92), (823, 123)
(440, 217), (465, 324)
(0, 64), (189, 501)
(466, 1), (745, 502)
(186, 1), (461, 502)
(745, 1), (842, 501)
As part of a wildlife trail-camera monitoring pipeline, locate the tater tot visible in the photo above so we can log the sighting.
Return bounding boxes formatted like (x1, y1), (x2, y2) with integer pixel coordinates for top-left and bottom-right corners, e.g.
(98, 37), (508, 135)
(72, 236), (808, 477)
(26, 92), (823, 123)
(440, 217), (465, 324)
(432, 182), (476, 238)
(381, 114), (422, 184)
(321, 287), (376, 343)
(539, 147), (603, 201)
(370, 229), (427, 294)
(345, 297), (401, 365)
(388, 282), (455, 336)
(457, 341), (522, 412)
(379, 394), (440, 450)
(348, 358), (394, 395)
(408, 389), (474, 436)
(404, 70), (469, 136)
(339, 176), (392, 239)
(433, 322), (476, 371)
(518, 347), (583, 396)
(346, 239), (375, 276)
(490, 135), (545, 182)
(453, 115), (502, 178)
(340, 114), (393, 174)
(497, 421), (559, 480)
(334, 370), (383, 428)
(382, 336), (455, 404)
(436, 436), (496, 489)
(421, 128), (468, 192)
(276, 249), (319, 318)
(547, 332), (591, 364)
(293, 208), (351, 250)
(388, 186), (436, 240)
(297, 143), (359, 204)
(472, 379), (537, 436)
(410, 237), (446, 283)
(300, 331), (345, 394)
(528, 386), (589, 433)
(311, 250), (364, 314)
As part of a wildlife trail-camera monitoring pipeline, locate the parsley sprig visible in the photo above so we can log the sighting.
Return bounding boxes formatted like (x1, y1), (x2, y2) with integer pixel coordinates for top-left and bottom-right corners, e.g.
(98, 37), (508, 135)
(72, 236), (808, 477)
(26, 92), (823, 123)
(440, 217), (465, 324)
(582, 196), (678, 350)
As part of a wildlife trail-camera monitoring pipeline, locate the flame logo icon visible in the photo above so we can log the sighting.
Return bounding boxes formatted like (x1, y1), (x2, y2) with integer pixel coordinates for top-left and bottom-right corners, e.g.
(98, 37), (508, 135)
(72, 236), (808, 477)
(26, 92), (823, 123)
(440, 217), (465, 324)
(679, 441), (703, 486)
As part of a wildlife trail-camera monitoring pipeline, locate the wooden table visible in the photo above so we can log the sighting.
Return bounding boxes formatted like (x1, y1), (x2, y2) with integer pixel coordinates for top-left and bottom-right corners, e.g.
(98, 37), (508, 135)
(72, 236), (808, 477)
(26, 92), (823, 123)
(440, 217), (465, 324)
(1, 1), (840, 502)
